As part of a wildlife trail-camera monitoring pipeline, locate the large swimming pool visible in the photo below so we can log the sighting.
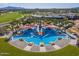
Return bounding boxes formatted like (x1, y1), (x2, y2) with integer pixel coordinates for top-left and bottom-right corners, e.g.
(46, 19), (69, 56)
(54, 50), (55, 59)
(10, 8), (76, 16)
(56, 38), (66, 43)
(11, 28), (67, 46)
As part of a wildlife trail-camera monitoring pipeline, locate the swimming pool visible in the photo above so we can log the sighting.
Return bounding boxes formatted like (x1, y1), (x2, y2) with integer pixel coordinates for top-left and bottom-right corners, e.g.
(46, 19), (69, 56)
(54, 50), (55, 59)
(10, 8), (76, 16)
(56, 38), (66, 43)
(11, 28), (67, 46)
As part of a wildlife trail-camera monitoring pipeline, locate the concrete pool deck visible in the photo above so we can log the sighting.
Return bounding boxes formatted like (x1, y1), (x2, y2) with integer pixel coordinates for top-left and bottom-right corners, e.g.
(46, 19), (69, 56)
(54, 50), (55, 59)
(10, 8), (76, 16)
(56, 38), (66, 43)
(69, 39), (77, 46)
(8, 38), (72, 52)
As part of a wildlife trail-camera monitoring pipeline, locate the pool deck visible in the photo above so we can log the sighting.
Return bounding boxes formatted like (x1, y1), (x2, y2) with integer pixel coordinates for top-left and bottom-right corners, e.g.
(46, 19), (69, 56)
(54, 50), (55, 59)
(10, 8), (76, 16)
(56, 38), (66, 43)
(24, 45), (33, 51)
(69, 39), (77, 46)
(8, 38), (72, 52)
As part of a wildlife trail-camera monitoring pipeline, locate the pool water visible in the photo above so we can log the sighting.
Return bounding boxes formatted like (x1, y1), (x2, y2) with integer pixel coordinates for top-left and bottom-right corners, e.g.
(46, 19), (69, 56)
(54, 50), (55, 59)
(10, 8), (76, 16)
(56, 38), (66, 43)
(12, 28), (67, 46)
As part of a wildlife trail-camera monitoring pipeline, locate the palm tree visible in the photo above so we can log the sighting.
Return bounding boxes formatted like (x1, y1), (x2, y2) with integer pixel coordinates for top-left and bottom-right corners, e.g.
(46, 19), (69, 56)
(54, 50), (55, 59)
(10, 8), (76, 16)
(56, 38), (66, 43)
(9, 21), (16, 32)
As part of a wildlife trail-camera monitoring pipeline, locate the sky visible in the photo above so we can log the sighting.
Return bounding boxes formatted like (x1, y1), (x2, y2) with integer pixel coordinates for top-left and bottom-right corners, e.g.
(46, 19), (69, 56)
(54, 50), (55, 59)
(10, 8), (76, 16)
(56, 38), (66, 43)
(0, 3), (79, 9)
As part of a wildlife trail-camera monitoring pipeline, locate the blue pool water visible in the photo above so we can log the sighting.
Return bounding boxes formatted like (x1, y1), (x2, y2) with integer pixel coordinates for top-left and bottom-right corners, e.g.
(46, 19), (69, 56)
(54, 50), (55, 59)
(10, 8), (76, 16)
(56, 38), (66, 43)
(12, 28), (67, 46)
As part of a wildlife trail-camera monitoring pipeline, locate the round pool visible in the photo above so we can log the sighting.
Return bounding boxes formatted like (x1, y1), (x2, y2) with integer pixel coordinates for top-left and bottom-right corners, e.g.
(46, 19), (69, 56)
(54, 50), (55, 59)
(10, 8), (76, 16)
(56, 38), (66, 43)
(11, 28), (67, 46)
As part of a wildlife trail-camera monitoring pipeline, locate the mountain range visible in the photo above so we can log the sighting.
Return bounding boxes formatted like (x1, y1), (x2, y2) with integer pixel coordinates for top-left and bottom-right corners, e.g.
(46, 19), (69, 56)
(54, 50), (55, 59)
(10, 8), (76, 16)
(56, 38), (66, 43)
(0, 6), (25, 10)
(0, 6), (79, 10)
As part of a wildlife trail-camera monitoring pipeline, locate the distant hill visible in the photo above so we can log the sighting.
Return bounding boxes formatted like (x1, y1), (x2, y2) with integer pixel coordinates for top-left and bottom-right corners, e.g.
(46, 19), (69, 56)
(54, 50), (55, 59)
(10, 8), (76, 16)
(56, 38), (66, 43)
(0, 6), (25, 11)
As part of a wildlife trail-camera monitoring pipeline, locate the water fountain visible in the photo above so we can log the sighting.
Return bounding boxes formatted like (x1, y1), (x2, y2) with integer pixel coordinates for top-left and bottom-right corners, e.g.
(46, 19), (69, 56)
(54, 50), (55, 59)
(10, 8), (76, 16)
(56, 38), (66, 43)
(36, 24), (43, 35)
(36, 17), (44, 36)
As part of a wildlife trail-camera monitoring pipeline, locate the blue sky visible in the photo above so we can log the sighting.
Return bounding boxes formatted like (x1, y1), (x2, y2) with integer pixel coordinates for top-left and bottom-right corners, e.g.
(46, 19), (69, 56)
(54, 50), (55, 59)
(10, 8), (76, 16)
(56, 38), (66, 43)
(0, 3), (79, 9)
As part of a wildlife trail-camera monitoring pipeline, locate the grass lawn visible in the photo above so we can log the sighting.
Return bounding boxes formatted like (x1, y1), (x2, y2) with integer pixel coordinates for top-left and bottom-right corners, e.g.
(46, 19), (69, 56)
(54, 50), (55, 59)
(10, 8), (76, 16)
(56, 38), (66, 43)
(0, 12), (23, 23)
(0, 38), (79, 56)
